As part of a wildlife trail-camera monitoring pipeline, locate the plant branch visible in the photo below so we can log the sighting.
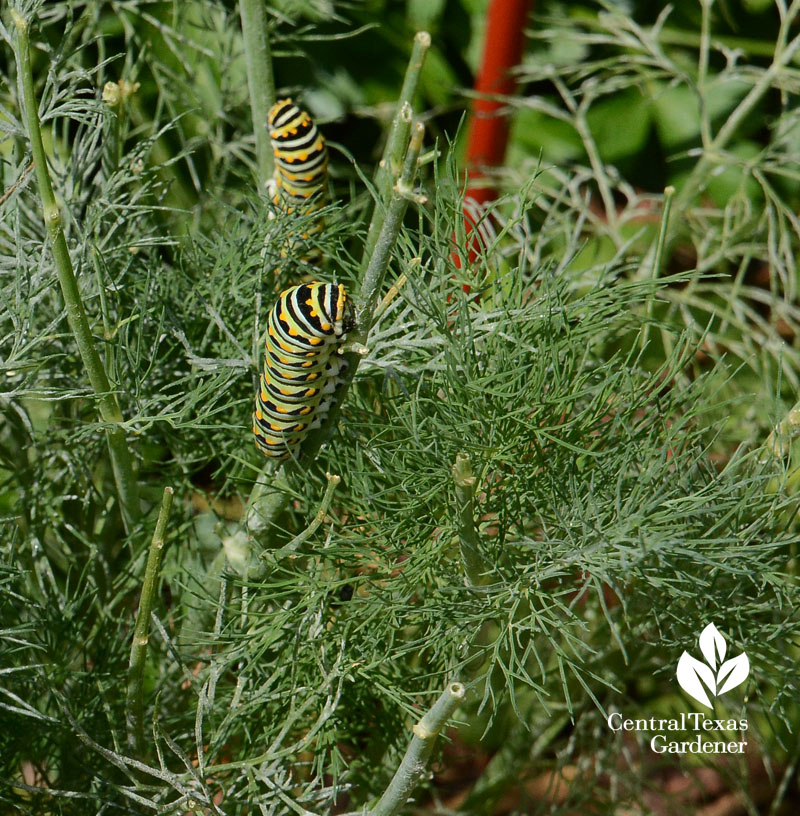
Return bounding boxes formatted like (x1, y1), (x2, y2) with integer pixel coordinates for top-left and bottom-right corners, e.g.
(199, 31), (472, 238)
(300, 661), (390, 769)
(356, 121), (425, 328)
(378, 32), (430, 199)
(362, 31), (430, 263)
(126, 486), (174, 756)
(271, 472), (341, 557)
(12, 9), (139, 532)
(640, 184), (675, 350)
(452, 453), (486, 586)
(672, 20), (800, 222)
(239, 0), (276, 189)
(368, 682), (466, 816)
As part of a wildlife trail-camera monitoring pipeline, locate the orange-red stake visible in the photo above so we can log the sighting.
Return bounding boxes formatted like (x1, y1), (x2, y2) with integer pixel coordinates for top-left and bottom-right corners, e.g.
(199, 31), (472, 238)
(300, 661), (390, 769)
(454, 0), (533, 281)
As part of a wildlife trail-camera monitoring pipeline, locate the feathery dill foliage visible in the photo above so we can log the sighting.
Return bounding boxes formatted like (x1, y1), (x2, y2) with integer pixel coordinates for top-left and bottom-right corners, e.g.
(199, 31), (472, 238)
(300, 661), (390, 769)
(1, 2), (800, 815)
(513, 2), (800, 411)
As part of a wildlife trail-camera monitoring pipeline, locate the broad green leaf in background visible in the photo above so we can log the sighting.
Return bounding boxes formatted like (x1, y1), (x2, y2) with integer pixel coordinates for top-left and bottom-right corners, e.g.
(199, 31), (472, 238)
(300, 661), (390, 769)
(586, 87), (652, 162)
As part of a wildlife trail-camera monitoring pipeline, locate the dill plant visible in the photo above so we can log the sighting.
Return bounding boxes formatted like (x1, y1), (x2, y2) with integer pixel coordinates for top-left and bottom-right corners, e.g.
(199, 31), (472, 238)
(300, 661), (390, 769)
(0, 2), (799, 815)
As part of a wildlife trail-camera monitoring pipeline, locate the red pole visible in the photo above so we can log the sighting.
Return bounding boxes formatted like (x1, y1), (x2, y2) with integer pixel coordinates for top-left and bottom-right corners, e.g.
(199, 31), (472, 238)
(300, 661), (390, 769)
(454, 0), (533, 279)
(465, 0), (533, 204)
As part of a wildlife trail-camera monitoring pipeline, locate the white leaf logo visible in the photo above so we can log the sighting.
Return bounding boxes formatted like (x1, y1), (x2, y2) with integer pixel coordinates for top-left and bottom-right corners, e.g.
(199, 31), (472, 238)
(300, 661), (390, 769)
(677, 653), (716, 708)
(699, 623), (726, 668)
(676, 624), (749, 709)
(717, 653), (750, 695)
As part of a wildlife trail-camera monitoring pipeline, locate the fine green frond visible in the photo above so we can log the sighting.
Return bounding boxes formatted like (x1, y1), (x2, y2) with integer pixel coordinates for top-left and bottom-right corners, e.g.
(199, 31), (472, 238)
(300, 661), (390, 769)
(3, 2), (800, 815)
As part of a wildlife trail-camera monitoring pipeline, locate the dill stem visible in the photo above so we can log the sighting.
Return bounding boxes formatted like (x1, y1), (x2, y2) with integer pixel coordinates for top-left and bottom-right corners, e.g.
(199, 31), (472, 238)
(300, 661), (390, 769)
(573, 104), (619, 243)
(452, 453), (485, 586)
(239, 0), (276, 190)
(640, 185), (675, 351)
(369, 682), (465, 816)
(379, 31), (430, 198)
(126, 487), (174, 755)
(12, 10), (139, 533)
(362, 31), (430, 263)
(356, 121), (425, 328)
(275, 472), (341, 556)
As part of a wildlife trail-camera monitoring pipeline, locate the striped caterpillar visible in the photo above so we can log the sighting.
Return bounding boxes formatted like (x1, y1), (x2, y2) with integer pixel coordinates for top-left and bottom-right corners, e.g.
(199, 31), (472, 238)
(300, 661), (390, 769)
(253, 282), (352, 459)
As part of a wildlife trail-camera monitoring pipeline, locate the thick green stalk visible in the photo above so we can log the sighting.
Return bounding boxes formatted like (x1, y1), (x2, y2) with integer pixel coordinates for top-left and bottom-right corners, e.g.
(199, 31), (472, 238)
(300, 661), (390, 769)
(362, 31), (430, 264)
(452, 453), (485, 586)
(13, 10), (139, 532)
(126, 487), (174, 755)
(369, 682), (466, 816)
(376, 32), (430, 201)
(246, 124), (426, 537)
(239, 0), (275, 189)
(356, 121), (425, 329)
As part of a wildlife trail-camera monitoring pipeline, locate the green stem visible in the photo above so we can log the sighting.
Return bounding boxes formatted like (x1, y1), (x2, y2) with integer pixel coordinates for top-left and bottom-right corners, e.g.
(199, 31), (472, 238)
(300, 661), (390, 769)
(640, 185), (675, 351)
(573, 103), (619, 243)
(697, 0), (712, 150)
(356, 121), (426, 329)
(377, 32), (430, 200)
(239, 0), (276, 190)
(673, 16), (800, 220)
(13, 10), (139, 532)
(451, 453), (485, 586)
(272, 472), (341, 557)
(245, 462), (290, 536)
(569, 7), (796, 59)
(247, 123), (426, 538)
(362, 31), (430, 264)
(368, 682), (466, 816)
(126, 486), (174, 755)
